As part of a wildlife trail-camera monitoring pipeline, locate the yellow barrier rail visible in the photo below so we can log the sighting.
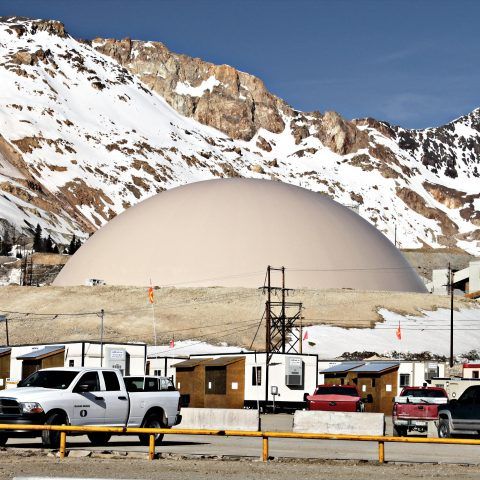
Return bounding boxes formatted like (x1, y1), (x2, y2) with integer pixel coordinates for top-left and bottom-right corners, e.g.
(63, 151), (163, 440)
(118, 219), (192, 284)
(2, 423), (480, 463)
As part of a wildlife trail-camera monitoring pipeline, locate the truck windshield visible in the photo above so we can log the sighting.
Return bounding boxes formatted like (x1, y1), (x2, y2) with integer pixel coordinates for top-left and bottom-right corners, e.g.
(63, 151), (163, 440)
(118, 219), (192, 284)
(17, 370), (78, 389)
(315, 386), (358, 396)
(401, 389), (446, 398)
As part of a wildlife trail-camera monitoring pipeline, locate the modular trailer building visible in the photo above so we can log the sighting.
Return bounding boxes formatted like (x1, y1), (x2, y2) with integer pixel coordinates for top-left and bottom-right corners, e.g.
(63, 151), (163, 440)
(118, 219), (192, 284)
(174, 352), (318, 411)
(2, 341), (147, 386)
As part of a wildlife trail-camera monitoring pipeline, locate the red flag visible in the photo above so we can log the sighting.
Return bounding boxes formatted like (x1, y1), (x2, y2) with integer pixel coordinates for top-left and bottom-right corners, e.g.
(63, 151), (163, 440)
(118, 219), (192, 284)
(148, 286), (154, 304)
(303, 330), (308, 341)
(169, 337), (175, 348)
(396, 321), (402, 340)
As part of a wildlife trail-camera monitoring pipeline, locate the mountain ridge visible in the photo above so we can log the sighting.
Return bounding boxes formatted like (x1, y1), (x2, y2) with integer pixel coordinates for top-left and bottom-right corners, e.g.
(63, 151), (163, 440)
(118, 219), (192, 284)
(0, 17), (478, 255)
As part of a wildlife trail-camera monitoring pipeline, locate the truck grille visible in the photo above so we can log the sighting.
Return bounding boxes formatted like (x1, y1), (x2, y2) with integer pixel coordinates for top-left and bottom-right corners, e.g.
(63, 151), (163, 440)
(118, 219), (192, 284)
(0, 398), (21, 415)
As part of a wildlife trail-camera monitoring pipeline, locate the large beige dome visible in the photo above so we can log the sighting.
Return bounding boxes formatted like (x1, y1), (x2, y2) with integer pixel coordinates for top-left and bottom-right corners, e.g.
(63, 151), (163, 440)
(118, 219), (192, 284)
(54, 179), (426, 292)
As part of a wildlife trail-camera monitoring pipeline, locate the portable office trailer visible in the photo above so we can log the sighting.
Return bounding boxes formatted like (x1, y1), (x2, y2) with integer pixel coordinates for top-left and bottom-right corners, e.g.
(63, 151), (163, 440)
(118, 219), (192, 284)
(64, 341), (146, 375)
(0, 348), (11, 390)
(397, 361), (446, 393)
(6, 341), (147, 385)
(188, 352), (319, 412)
(462, 363), (480, 379)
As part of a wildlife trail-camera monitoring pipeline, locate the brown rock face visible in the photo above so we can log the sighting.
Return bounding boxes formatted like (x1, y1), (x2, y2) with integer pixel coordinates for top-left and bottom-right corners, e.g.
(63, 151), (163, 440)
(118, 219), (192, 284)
(317, 111), (369, 155)
(93, 38), (288, 141)
(396, 187), (459, 239)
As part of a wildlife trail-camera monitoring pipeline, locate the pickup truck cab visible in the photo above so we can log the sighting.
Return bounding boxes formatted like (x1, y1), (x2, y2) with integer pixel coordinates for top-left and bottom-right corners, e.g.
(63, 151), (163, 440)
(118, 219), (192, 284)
(392, 386), (448, 436)
(0, 368), (181, 448)
(438, 385), (480, 438)
(306, 385), (366, 412)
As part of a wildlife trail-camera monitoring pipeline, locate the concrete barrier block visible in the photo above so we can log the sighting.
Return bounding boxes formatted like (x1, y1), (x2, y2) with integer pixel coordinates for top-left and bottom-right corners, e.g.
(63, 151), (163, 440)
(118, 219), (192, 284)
(174, 408), (259, 431)
(293, 410), (385, 436)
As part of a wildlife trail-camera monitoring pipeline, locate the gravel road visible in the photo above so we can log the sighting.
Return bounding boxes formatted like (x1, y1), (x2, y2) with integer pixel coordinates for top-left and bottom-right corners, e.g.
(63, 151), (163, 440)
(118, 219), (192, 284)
(3, 452), (480, 480)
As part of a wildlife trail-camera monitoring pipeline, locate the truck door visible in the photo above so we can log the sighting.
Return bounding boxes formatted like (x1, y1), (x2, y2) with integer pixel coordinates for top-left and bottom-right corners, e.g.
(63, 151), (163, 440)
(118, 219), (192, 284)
(101, 371), (129, 426)
(451, 386), (480, 431)
(71, 371), (105, 425)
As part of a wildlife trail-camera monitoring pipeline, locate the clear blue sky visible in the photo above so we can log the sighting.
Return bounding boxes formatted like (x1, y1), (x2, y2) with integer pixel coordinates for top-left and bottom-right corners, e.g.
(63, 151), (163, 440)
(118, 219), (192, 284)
(2, 0), (479, 128)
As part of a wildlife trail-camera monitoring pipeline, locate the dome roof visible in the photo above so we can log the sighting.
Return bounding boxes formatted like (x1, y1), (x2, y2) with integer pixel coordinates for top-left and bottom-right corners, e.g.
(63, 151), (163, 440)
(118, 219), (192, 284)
(54, 179), (426, 292)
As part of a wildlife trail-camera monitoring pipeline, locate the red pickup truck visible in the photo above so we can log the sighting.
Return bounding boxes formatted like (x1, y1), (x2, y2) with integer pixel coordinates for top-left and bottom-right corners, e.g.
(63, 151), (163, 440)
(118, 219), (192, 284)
(306, 385), (366, 412)
(392, 386), (448, 436)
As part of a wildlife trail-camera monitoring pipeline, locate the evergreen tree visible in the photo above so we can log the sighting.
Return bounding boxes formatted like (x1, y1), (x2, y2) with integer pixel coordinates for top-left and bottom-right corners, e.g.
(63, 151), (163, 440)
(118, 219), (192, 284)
(68, 235), (77, 255)
(0, 231), (12, 256)
(75, 238), (82, 252)
(52, 244), (59, 254)
(33, 224), (43, 252)
(45, 235), (53, 253)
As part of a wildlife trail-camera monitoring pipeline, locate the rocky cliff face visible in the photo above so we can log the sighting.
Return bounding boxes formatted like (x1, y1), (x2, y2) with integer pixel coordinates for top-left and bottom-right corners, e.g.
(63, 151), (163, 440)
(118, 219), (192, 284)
(0, 17), (479, 254)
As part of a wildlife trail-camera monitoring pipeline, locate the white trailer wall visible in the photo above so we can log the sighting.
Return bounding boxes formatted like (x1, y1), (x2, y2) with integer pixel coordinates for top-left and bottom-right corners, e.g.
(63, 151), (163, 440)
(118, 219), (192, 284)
(65, 342), (146, 375)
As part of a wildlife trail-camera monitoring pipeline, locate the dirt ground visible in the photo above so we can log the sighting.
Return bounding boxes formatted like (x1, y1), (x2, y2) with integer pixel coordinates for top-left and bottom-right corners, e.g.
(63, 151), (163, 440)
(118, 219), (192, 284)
(0, 284), (477, 349)
(1, 452), (480, 480)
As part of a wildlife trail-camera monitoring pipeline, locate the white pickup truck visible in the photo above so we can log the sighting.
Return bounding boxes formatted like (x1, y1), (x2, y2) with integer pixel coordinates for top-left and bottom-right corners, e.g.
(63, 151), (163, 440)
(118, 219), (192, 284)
(0, 367), (181, 448)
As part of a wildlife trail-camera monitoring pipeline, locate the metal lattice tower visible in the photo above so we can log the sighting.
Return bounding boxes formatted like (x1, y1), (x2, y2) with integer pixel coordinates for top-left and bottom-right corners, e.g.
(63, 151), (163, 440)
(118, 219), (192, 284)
(262, 266), (303, 361)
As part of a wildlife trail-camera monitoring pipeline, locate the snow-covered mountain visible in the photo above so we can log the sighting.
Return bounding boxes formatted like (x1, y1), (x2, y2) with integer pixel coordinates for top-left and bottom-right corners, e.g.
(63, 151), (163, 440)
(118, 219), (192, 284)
(0, 17), (479, 253)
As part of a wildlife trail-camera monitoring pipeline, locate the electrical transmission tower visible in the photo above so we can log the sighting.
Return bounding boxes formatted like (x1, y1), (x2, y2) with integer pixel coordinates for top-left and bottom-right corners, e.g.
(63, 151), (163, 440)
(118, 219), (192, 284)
(262, 266), (303, 361)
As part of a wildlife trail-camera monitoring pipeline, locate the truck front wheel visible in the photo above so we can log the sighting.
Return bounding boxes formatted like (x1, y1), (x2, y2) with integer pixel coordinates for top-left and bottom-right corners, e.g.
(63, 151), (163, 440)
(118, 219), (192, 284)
(139, 414), (165, 445)
(42, 411), (67, 448)
(87, 433), (112, 446)
(0, 433), (8, 447)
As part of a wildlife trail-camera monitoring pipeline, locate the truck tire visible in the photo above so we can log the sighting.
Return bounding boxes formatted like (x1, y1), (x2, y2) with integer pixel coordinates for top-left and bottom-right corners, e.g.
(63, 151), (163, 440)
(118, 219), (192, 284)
(139, 413), (165, 446)
(438, 419), (451, 438)
(87, 433), (112, 446)
(42, 411), (67, 448)
(392, 425), (407, 437)
(0, 433), (7, 447)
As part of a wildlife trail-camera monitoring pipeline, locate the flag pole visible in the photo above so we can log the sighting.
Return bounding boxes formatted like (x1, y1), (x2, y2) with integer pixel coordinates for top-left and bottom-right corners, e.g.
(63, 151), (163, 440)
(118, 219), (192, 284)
(149, 280), (157, 348)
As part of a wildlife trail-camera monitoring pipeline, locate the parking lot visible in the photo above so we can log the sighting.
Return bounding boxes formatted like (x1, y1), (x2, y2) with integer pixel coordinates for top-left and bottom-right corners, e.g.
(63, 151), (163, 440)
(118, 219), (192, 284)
(3, 413), (480, 466)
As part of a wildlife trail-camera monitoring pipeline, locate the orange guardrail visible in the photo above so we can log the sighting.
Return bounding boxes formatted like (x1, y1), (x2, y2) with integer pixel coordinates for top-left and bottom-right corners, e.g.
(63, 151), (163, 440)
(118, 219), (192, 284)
(2, 423), (480, 462)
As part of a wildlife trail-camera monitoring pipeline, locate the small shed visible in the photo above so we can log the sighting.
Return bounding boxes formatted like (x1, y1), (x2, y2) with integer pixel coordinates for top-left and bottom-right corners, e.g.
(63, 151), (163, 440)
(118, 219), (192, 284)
(203, 356), (246, 409)
(174, 358), (212, 407)
(0, 347), (11, 390)
(347, 362), (399, 414)
(321, 362), (365, 385)
(17, 345), (65, 379)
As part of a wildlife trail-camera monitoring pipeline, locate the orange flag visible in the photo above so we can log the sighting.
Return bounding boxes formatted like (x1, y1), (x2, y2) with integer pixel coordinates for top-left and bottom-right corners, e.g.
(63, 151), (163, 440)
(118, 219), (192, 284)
(169, 337), (175, 348)
(148, 286), (154, 304)
(303, 330), (308, 341)
(396, 321), (402, 340)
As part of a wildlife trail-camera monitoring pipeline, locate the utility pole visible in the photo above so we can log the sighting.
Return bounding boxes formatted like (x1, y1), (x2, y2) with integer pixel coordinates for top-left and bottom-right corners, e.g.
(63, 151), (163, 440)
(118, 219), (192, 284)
(449, 263), (454, 368)
(265, 266), (271, 353)
(99, 309), (105, 367)
(394, 224), (397, 247)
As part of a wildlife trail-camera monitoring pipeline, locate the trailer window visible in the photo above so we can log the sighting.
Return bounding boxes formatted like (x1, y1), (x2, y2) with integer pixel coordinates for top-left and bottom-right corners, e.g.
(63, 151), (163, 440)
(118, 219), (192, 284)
(252, 366), (262, 386)
(399, 374), (410, 387)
